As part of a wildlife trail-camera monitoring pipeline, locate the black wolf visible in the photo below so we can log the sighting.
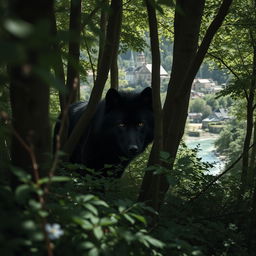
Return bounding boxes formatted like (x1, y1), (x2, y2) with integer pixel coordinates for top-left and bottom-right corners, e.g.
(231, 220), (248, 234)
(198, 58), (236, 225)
(54, 87), (154, 178)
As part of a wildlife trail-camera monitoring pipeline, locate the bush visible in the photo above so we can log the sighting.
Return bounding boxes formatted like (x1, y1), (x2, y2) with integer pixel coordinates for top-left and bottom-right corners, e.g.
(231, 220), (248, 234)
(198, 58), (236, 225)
(0, 166), (164, 256)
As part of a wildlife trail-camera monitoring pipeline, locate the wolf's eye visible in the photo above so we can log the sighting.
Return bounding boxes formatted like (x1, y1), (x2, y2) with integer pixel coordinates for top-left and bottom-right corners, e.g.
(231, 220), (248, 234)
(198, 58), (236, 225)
(118, 123), (125, 127)
(138, 122), (144, 127)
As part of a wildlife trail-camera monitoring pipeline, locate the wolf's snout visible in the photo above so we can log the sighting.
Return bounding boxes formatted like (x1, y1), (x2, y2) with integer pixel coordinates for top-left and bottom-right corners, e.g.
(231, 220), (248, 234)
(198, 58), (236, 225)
(128, 145), (139, 155)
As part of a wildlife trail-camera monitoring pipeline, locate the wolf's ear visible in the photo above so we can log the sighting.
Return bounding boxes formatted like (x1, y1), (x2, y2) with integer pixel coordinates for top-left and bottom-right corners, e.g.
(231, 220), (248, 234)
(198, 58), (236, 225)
(140, 87), (152, 109)
(105, 88), (121, 111)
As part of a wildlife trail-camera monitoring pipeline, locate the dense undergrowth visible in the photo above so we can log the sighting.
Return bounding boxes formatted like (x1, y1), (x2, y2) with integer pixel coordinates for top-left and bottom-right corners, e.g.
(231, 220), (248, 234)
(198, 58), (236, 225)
(0, 143), (251, 256)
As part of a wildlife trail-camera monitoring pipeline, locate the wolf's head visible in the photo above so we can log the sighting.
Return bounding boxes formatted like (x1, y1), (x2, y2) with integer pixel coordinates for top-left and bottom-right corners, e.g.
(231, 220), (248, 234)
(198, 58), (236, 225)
(102, 87), (154, 159)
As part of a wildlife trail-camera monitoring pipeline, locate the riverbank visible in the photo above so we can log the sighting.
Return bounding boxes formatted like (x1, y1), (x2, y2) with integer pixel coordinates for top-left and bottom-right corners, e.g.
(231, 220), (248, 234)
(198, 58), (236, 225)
(184, 123), (224, 175)
(184, 123), (220, 142)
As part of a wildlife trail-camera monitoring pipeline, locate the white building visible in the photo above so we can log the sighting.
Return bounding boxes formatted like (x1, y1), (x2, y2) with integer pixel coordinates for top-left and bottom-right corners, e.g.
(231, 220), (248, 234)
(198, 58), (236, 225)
(125, 63), (169, 86)
(192, 78), (217, 94)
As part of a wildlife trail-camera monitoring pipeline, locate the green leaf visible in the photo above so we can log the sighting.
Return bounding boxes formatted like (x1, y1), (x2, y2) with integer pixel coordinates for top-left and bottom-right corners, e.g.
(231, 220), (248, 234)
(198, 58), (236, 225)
(38, 176), (71, 185)
(11, 167), (32, 183)
(88, 247), (99, 256)
(99, 217), (117, 226)
(130, 213), (147, 225)
(90, 216), (100, 225)
(84, 203), (98, 215)
(92, 200), (109, 208)
(93, 226), (103, 240)
(29, 199), (42, 210)
(143, 235), (165, 248)
(80, 242), (95, 249)
(76, 194), (95, 203)
(123, 214), (135, 224)
(73, 217), (94, 230)
(118, 205), (126, 213)
(38, 210), (48, 218)
(4, 19), (33, 37)
(22, 220), (36, 231)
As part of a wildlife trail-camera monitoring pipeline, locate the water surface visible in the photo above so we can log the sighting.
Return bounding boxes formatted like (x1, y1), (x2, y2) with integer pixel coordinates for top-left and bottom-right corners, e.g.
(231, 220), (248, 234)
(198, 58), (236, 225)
(185, 136), (224, 175)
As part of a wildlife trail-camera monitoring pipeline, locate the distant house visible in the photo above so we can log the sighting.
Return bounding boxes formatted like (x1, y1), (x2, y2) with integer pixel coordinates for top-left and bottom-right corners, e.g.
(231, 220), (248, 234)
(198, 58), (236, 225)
(125, 63), (169, 86)
(202, 108), (230, 129)
(135, 64), (168, 83)
(188, 112), (203, 123)
(192, 78), (217, 94)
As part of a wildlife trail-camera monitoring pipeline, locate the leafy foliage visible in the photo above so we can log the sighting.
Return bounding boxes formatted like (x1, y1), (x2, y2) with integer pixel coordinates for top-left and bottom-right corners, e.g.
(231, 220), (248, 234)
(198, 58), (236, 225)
(0, 142), (251, 255)
(1, 0), (256, 255)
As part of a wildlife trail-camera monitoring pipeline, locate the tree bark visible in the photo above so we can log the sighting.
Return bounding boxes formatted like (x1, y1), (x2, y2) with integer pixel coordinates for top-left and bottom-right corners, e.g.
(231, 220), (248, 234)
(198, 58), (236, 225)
(240, 45), (256, 198)
(248, 176), (256, 253)
(110, 57), (119, 89)
(63, 0), (123, 158)
(97, 0), (109, 76)
(49, 5), (66, 112)
(110, 0), (122, 90)
(137, 0), (163, 211)
(249, 121), (256, 186)
(160, 0), (232, 200)
(8, 0), (53, 185)
(66, 0), (82, 104)
(138, 0), (233, 211)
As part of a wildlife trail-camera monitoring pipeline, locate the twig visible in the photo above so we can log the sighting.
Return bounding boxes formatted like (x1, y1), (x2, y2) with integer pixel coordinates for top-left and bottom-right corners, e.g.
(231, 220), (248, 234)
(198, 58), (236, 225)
(0, 111), (53, 256)
(83, 33), (96, 85)
(45, 77), (78, 192)
(207, 52), (240, 80)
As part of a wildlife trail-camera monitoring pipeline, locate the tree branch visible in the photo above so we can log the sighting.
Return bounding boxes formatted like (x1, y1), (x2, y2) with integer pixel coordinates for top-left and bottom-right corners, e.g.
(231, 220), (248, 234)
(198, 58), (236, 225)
(207, 52), (240, 80)
(185, 143), (254, 207)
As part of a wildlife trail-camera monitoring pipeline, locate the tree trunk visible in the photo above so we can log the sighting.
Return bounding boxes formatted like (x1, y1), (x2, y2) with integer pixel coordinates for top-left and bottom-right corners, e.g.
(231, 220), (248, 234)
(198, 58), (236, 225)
(249, 121), (256, 186)
(138, 0), (233, 211)
(138, 0), (205, 210)
(110, 0), (122, 90)
(110, 57), (119, 89)
(97, 0), (109, 76)
(137, 0), (162, 211)
(240, 45), (256, 197)
(0, 117), (10, 181)
(159, 0), (233, 204)
(66, 0), (82, 104)
(248, 177), (256, 253)
(49, 5), (66, 112)
(8, 0), (53, 185)
(63, 0), (123, 158)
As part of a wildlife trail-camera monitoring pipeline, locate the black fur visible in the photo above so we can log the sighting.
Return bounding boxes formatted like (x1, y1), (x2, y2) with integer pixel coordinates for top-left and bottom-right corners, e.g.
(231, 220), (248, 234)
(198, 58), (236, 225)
(54, 87), (154, 178)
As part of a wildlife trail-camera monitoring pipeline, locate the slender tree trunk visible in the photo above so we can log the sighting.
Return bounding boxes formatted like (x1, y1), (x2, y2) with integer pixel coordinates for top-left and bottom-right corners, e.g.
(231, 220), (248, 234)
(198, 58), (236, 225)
(63, 0), (123, 158)
(0, 117), (10, 181)
(138, 0), (233, 211)
(110, 0), (122, 90)
(66, 0), (82, 104)
(160, 0), (233, 203)
(138, 0), (163, 211)
(49, 5), (66, 112)
(249, 121), (256, 185)
(240, 45), (256, 197)
(8, 0), (53, 186)
(110, 57), (119, 89)
(248, 176), (256, 253)
(139, 0), (205, 210)
(97, 0), (109, 76)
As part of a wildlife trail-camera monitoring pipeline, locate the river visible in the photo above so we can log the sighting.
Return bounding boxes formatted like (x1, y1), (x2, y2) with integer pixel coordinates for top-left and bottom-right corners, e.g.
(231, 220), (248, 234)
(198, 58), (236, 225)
(185, 134), (225, 175)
